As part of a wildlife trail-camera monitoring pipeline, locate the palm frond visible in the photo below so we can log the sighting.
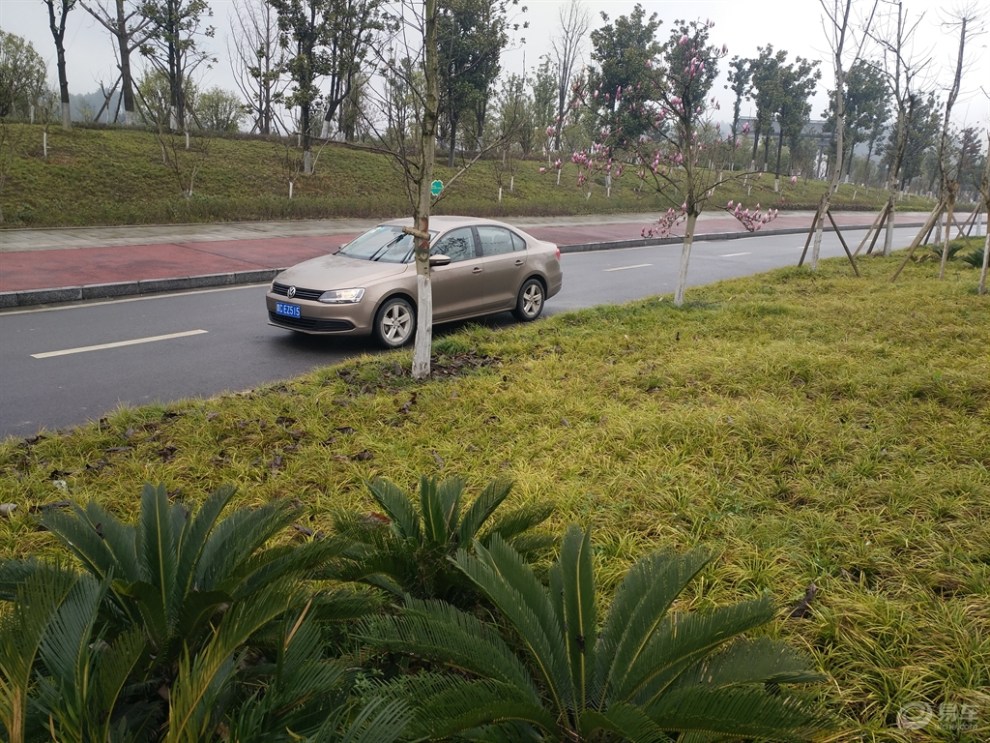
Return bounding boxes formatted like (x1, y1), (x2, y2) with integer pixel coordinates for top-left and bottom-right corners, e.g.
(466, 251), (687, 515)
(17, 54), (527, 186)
(165, 582), (298, 743)
(226, 610), (352, 740)
(36, 572), (103, 689)
(335, 697), (411, 743)
(28, 572), (145, 742)
(232, 535), (351, 600)
(89, 627), (146, 740)
(623, 597), (778, 705)
(421, 476), (463, 546)
(595, 548), (711, 703)
(548, 526), (597, 713)
(135, 484), (179, 635)
(458, 477), (512, 544)
(175, 485), (235, 597)
(41, 502), (122, 582)
(405, 676), (556, 740)
(0, 564), (77, 743)
(0, 559), (63, 602)
(194, 501), (298, 590)
(358, 597), (538, 693)
(669, 636), (824, 690)
(579, 703), (675, 743)
(482, 503), (554, 545)
(367, 478), (421, 541)
(453, 537), (571, 712)
(645, 685), (833, 740)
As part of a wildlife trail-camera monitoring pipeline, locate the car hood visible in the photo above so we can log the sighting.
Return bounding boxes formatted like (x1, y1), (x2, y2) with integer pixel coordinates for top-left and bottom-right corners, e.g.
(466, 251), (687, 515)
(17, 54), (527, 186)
(274, 254), (411, 289)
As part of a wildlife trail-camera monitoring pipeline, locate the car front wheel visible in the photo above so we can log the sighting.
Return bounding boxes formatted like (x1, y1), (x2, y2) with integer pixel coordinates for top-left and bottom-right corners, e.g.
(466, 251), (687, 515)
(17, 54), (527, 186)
(513, 278), (545, 321)
(374, 297), (415, 347)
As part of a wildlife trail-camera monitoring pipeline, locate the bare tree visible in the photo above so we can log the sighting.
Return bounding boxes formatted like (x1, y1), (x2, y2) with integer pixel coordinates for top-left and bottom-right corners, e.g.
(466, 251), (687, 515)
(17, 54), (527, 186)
(869, 0), (932, 257)
(354, 0), (440, 378)
(934, 7), (982, 279)
(228, 0), (289, 135)
(81, 1), (153, 125)
(806, 0), (878, 269)
(42, 0), (77, 130)
(548, 0), (588, 152)
(979, 129), (989, 295)
(358, 1), (527, 377)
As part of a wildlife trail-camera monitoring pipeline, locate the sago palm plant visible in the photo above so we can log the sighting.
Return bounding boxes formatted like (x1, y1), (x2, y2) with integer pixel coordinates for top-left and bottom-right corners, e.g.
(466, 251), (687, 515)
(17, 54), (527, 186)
(335, 476), (554, 605)
(0, 568), (409, 742)
(25, 484), (360, 661)
(359, 526), (832, 741)
(0, 483), (385, 741)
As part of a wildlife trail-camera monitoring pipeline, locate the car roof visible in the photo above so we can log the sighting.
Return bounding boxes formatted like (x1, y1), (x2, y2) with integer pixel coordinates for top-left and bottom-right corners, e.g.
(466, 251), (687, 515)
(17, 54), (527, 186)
(378, 215), (515, 231)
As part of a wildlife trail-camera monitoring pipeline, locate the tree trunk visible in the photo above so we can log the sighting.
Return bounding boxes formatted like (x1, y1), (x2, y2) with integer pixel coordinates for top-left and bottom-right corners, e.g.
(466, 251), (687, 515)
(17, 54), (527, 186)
(938, 182), (958, 280)
(674, 212), (698, 307)
(775, 129), (784, 175)
(446, 111), (458, 168)
(412, 0), (440, 379)
(300, 101), (312, 175)
(981, 139), (990, 295)
(115, 0), (136, 124)
(57, 51), (71, 129)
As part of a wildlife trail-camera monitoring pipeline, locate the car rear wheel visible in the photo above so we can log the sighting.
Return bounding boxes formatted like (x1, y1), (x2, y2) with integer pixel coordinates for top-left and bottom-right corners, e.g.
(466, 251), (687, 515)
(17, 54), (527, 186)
(513, 278), (545, 321)
(374, 297), (415, 347)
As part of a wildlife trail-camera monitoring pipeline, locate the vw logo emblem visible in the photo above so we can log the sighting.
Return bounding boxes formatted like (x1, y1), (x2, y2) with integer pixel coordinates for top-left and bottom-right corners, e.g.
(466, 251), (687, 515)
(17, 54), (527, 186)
(287, 286), (297, 299)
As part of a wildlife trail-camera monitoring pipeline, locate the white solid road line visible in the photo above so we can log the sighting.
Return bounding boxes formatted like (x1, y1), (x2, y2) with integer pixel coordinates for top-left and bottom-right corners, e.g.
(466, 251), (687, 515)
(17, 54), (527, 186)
(720, 252), (753, 258)
(32, 329), (209, 359)
(605, 263), (653, 272)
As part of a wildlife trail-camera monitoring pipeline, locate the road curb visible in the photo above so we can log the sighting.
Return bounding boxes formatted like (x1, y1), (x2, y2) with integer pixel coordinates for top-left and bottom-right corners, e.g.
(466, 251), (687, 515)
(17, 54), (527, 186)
(0, 270), (283, 309)
(0, 222), (925, 309)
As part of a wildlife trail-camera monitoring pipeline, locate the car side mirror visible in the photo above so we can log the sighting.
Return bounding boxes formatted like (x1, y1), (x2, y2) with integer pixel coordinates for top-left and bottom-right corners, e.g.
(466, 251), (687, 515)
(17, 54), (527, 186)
(429, 255), (451, 267)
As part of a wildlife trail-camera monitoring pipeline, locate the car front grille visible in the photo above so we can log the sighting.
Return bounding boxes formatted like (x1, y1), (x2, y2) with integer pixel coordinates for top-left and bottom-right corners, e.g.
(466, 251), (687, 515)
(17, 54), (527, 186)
(268, 312), (355, 332)
(272, 282), (323, 301)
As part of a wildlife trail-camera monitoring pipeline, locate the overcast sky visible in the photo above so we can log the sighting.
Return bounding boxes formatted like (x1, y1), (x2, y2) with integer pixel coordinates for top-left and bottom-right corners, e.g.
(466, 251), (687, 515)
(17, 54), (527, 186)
(1, 0), (987, 128)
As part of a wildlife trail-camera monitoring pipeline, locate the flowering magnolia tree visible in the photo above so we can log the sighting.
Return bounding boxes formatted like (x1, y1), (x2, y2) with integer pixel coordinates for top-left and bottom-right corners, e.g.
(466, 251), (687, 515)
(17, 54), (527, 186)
(573, 18), (778, 306)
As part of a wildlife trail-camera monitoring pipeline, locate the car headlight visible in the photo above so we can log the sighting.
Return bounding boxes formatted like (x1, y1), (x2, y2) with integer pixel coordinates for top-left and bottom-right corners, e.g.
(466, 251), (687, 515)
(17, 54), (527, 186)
(318, 288), (365, 304)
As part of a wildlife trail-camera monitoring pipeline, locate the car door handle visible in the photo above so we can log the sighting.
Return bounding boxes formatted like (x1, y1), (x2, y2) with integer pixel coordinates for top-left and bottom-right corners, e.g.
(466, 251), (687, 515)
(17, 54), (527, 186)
(514, 259), (525, 266)
(472, 267), (484, 274)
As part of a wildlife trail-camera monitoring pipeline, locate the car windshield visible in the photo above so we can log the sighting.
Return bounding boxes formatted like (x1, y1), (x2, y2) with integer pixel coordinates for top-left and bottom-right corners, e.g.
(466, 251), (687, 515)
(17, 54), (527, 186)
(338, 225), (433, 263)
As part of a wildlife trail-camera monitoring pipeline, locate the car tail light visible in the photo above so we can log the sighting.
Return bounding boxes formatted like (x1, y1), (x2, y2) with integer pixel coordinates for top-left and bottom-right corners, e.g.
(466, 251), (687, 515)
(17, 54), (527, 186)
(555, 246), (561, 260)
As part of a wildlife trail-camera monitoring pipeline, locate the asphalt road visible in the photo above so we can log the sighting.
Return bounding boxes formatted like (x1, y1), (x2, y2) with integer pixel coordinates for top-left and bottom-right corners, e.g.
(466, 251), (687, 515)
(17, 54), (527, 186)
(0, 227), (914, 440)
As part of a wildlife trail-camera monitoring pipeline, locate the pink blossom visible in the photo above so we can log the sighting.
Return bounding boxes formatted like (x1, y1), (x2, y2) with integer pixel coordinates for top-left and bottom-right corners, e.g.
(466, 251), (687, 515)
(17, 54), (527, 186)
(790, 175), (798, 185)
(539, 167), (546, 174)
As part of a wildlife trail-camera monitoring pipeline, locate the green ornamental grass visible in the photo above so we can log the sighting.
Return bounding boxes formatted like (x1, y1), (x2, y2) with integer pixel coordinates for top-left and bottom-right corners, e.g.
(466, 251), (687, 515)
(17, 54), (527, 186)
(0, 248), (988, 740)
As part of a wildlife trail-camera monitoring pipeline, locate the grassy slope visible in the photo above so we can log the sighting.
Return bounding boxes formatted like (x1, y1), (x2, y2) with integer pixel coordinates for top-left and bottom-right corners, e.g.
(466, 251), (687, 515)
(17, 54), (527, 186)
(0, 122), (935, 227)
(1, 255), (987, 740)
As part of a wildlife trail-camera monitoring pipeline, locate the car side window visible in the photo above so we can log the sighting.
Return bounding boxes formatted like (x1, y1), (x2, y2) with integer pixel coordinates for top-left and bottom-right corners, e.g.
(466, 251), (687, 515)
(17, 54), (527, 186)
(431, 228), (477, 263)
(477, 226), (518, 257)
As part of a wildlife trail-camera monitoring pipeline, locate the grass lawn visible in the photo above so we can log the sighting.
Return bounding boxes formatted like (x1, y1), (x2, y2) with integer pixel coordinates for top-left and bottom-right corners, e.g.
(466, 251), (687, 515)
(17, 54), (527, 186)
(0, 122), (936, 227)
(1, 246), (988, 739)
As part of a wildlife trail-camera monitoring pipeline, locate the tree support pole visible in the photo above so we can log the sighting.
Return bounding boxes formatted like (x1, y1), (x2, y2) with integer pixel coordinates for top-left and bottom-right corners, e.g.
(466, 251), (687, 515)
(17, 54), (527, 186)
(866, 201), (893, 255)
(890, 206), (945, 282)
(826, 209), (860, 276)
(798, 197), (827, 267)
(854, 205), (886, 256)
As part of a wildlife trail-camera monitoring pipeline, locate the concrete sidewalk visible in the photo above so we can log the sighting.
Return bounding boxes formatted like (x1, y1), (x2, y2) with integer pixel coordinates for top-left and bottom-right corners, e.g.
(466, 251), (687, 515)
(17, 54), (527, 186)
(0, 210), (929, 308)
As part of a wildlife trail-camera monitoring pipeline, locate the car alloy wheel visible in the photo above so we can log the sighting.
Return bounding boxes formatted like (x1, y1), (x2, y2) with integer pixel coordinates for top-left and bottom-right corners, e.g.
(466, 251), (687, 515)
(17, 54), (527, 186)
(375, 297), (415, 347)
(513, 278), (545, 321)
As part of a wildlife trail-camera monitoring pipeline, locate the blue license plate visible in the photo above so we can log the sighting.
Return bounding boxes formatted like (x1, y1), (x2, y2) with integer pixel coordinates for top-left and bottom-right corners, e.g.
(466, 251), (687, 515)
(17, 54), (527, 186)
(275, 301), (301, 319)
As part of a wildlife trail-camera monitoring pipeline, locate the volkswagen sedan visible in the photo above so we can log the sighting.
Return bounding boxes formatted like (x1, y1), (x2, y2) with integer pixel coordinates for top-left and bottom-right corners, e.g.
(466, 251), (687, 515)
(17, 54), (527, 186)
(266, 216), (563, 347)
